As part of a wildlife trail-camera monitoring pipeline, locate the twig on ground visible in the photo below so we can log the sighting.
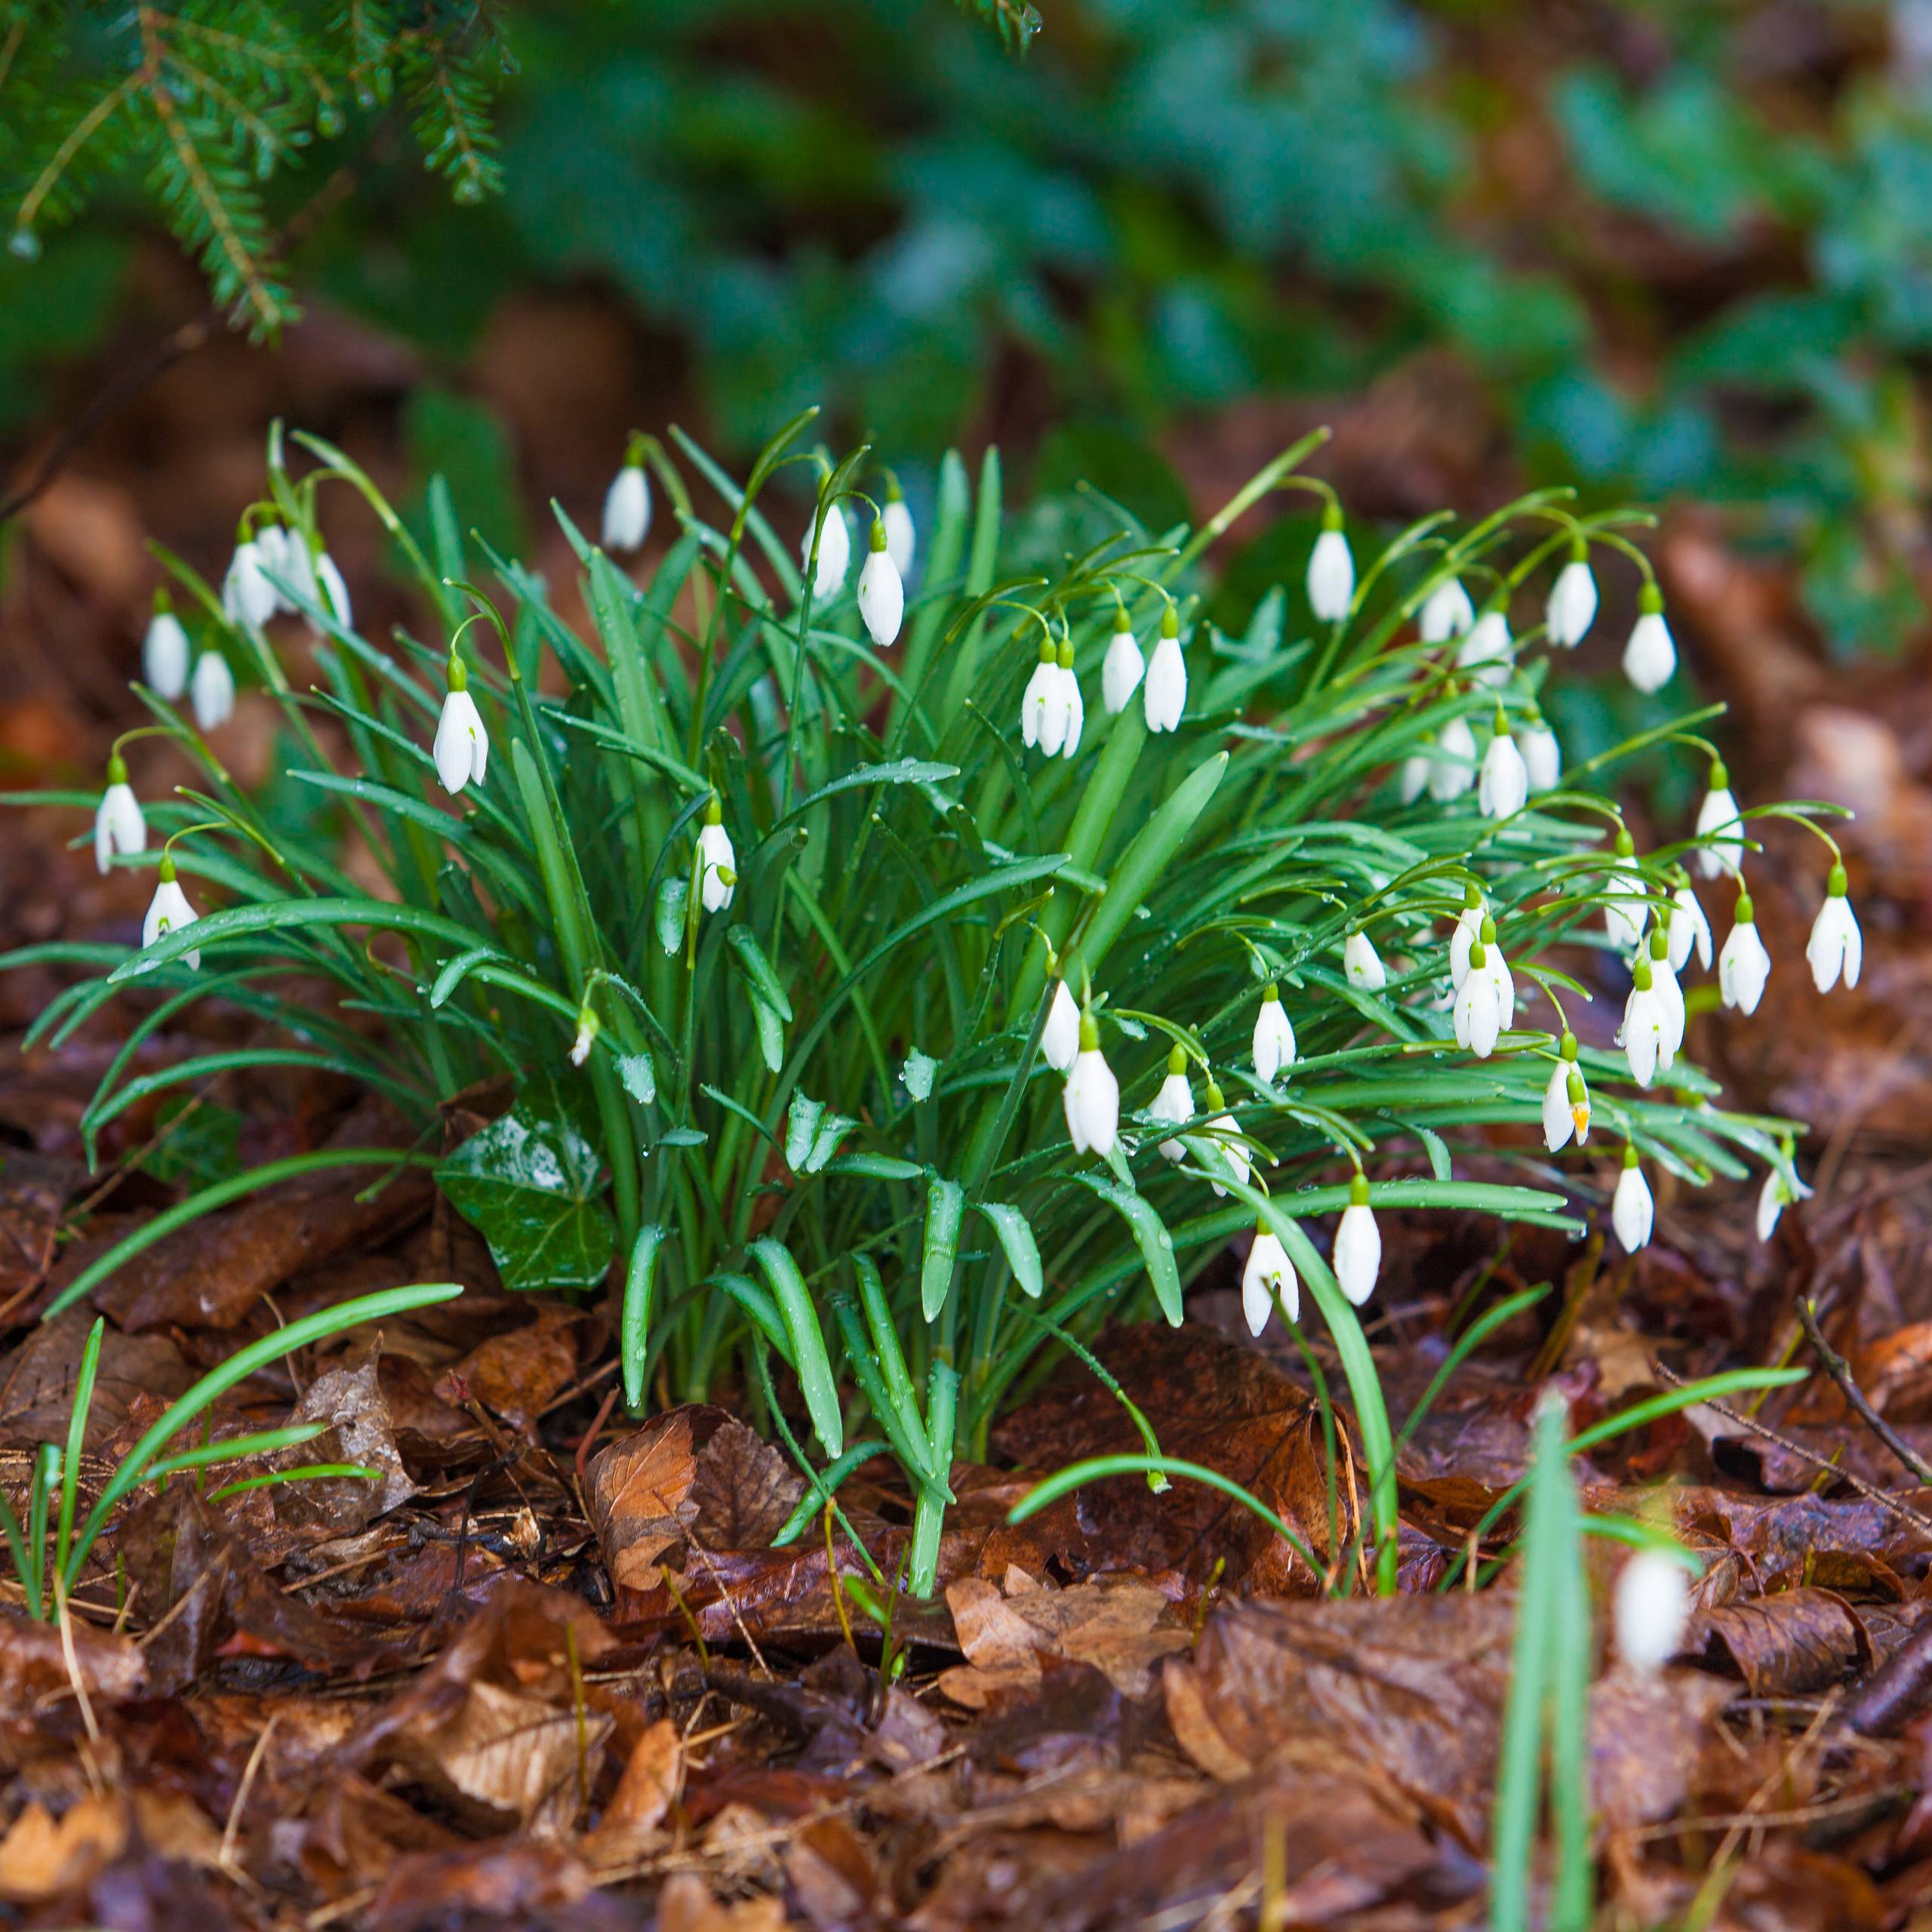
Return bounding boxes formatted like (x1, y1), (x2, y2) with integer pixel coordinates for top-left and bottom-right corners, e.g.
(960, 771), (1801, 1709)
(1795, 1297), (1932, 1487)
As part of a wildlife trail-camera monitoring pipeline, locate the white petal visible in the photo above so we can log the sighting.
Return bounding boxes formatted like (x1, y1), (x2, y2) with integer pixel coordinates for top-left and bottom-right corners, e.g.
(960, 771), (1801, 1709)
(1020, 662), (1054, 747)
(432, 691), (487, 795)
(805, 506), (851, 598)
(1344, 932), (1386, 991)
(1242, 1232), (1298, 1332)
(1041, 981), (1081, 1072)
(602, 466), (651, 552)
(883, 500), (916, 577)
(1307, 529), (1355, 622)
(1623, 611), (1677, 693)
(1063, 1048), (1118, 1157)
(1543, 1060), (1574, 1152)
(1333, 1204), (1380, 1306)
(1253, 1000), (1297, 1084)
(1615, 1549), (1689, 1671)
(1102, 629), (1145, 714)
(698, 821), (736, 912)
(1719, 924), (1770, 1015)
(1756, 1169), (1786, 1242)
(1546, 558), (1599, 648)
(1478, 734), (1529, 820)
(315, 553), (353, 631)
(1419, 577), (1474, 643)
(1151, 1072), (1193, 1163)
(190, 651), (235, 731)
(1429, 718), (1478, 801)
(1143, 636), (1186, 733)
(1457, 611), (1513, 688)
(143, 612), (190, 698)
(856, 549), (904, 647)
(1521, 724), (1561, 794)
(1612, 1166), (1654, 1251)
(1059, 666), (1084, 759)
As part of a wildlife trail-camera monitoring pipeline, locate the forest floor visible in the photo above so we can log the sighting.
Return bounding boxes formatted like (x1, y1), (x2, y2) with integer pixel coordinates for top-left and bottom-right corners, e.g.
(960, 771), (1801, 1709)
(5, 288), (1932, 1930)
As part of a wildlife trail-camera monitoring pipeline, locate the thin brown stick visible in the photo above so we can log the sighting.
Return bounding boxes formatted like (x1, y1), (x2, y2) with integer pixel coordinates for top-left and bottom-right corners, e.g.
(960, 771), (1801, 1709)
(1795, 1297), (1932, 1486)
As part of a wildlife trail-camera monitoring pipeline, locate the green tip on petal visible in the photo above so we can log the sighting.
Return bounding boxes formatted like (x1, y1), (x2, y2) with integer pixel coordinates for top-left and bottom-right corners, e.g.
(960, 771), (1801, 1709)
(1622, 1143), (1640, 1169)
(1467, 940), (1487, 969)
(106, 752), (128, 785)
(1254, 1215), (1272, 1239)
(1057, 636), (1075, 669)
(1038, 635), (1057, 665)
(1077, 1013), (1100, 1053)
(1204, 1079), (1225, 1110)
(884, 470), (903, 503)
(1263, 980), (1280, 1002)
(1160, 604), (1179, 639)
(1167, 1043), (1186, 1076)
(1493, 708), (1509, 736)
(1568, 1068), (1587, 1106)
(153, 586), (173, 614)
(1614, 827), (1635, 857)
(157, 853), (177, 882)
(1321, 500), (1343, 533)
(1560, 1029), (1578, 1061)
(869, 517), (888, 553)
(1828, 862), (1847, 897)
(704, 795), (722, 826)
(1638, 581), (1664, 615)
(1348, 1172), (1369, 1207)
(1463, 883), (1481, 909)
(1735, 891), (1755, 924)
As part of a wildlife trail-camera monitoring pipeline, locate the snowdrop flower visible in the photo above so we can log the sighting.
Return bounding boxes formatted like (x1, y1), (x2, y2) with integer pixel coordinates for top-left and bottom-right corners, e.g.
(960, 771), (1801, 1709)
(1449, 884), (1484, 988)
(1021, 637), (1058, 752)
(140, 854), (200, 971)
(1307, 505), (1355, 623)
(1243, 1222), (1299, 1332)
(1669, 877), (1712, 973)
(1454, 936), (1502, 1058)
(1253, 983), (1297, 1084)
(1718, 890), (1770, 1015)
(1419, 574), (1475, 644)
(253, 525), (298, 612)
(190, 649), (235, 731)
(1546, 543), (1598, 648)
(1615, 1546), (1690, 1672)
(856, 517), (905, 647)
(1622, 583), (1677, 694)
(1807, 863), (1862, 993)
(94, 755), (146, 875)
(1149, 1045), (1195, 1163)
(1102, 614), (1145, 715)
(1429, 713), (1478, 803)
(275, 528), (318, 611)
(1343, 930), (1386, 992)
(314, 549), (352, 632)
(1055, 634), (1084, 760)
(432, 651), (488, 795)
(1478, 712), (1529, 820)
(1646, 924), (1685, 1063)
(1399, 738), (1432, 804)
(1457, 607), (1513, 689)
(1612, 1145), (1654, 1252)
(1694, 761), (1744, 880)
(1755, 1151), (1813, 1241)
(602, 441), (652, 552)
(141, 593), (190, 699)
(1143, 605), (1186, 734)
(221, 530), (278, 629)
(803, 495), (851, 601)
(697, 796), (736, 914)
(1617, 951), (1670, 1087)
(1474, 915), (1515, 1021)
(1543, 1032), (1592, 1152)
(1333, 1174), (1381, 1307)
(569, 1008), (600, 1069)
(881, 475), (915, 577)
(1520, 709), (1561, 795)
(1063, 1013), (1119, 1158)
(1041, 979), (1081, 1073)
(1602, 829), (1647, 954)
(1201, 1080), (1250, 1196)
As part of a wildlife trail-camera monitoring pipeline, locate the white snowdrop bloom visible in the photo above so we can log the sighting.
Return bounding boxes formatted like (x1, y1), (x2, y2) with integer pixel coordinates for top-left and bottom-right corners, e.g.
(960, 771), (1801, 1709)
(1457, 608), (1513, 689)
(1646, 928), (1684, 1067)
(882, 485), (915, 577)
(431, 655), (488, 795)
(142, 599), (190, 698)
(190, 649), (235, 731)
(1807, 864), (1862, 993)
(1612, 1146), (1654, 1252)
(1478, 717), (1529, 820)
(1602, 831), (1647, 953)
(1615, 1546), (1690, 1672)
(1521, 712), (1561, 795)
(140, 855), (200, 971)
(1669, 878), (1712, 973)
(1543, 1035), (1592, 1152)
(1454, 943), (1501, 1058)
(1429, 715), (1478, 802)
(1694, 761), (1744, 880)
(602, 457), (651, 553)
(1333, 1174), (1381, 1307)
(1201, 1081), (1250, 1197)
(1102, 620), (1145, 715)
(1307, 511), (1355, 623)
(803, 498), (851, 600)
(1546, 549), (1598, 648)
(1343, 930), (1386, 992)
(1474, 916), (1515, 1021)
(1618, 954), (1669, 1088)
(1149, 1045), (1195, 1163)
(856, 518), (905, 647)
(314, 551), (352, 632)
(1041, 979), (1081, 1073)
(1062, 1014), (1119, 1157)
(1718, 891), (1770, 1015)
(1253, 983), (1297, 1084)
(1143, 606), (1187, 733)
(1623, 583), (1677, 694)
(696, 798), (736, 914)
(221, 534), (278, 628)
(1447, 888), (1484, 988)
(1400, 742), (1432, 804)
(1020, 638), (1057, 750)
(1243, 1223), (1299, 1332)
(1755, 1157), (1813, 1241)
(1056, 638), (1084, 760)
(1419, 574), (1475, 644)
(1035, 647), (1073, 758)
(569, 1010), (600, 1069)
(94, 756), (146, 875)
(253, 525), (298, 612)
(276, 530), (318, 612)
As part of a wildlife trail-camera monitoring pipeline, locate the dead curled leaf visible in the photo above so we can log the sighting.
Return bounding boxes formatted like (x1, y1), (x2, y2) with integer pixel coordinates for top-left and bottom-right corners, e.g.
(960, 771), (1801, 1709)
(1687, 1586), (1873, 1696)
(0, 1611), (146, 1716)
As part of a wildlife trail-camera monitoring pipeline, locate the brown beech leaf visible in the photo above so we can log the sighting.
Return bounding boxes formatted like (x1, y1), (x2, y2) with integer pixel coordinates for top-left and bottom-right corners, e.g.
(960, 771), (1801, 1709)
(1687, 1586), (1872, 1695)
(587, 1406), (701, 1589)
(362, 1842), (626, 1932)
(433, 1301), (591, 1430)
(0, 1611), (146, 1716)
(272, 1340), (414, 1530)
(0, 1148), (84, 1306)
(938, 1573), (1192, 1707)
(0, 1795), (128, 1906)
(0, 1307), (193, 1451)
(582, 1716), (681, 1867)
(657, 1871), (788, 1932)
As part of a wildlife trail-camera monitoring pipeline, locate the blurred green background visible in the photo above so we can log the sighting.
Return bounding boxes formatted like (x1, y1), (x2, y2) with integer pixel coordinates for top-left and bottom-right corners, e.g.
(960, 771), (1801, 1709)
(3, 0), (1930, 654)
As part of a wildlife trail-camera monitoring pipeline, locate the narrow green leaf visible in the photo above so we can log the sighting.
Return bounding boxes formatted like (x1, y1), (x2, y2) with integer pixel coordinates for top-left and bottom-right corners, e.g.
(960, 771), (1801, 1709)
(750, 1238), (844, 1457)
(1069, 1174), (1180, 1324)
(920, 1175), (966, 1321)
(621, 1224), (666, 1411)
(977, 1202), (1043, 1300)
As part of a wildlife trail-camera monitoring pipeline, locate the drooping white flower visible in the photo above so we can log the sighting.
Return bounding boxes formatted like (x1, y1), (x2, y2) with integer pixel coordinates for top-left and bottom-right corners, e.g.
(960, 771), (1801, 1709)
(1243, 1223), (1299, 1332)
(1612, 1146), (1654, 1251)
(1056, 637), (1084, 760)
(856, 518), (905, 647)
(1419, 574), (1475, 644)
(1429, 714), (1478, 802)
(140, 854), (200, 971)
(803, 497), (851, 601)
(1457, 608), (1513, 689)
(1149, 1045), (1195, 1163)
(1042, 979), (1081, 1072)
(882, 483), (915, 577)
(1647, 926), (1685, 1065)
(190, 649), (235, 731)
(1543, 1034), (1592, 1152)
(1694, 760), (1744, 880)
(431, 654), (488, 795)
(1623, 583), (1676, 694)
(94, 756), (146, 875)
(1807, 863), (1862, 993)
(253, 525), (298, 613)
(1615, 1546), (1690, 1672)
(1602, 829), (1647, 954)
(1718, 891), (1770, 1015)
(275, 529), (318, 612)
(1474, 915), (1515, 1021)
(1546, 548), (1598, 648)
(1449, 890), (1484, 989)
(1021, 638), (1058, 751)
(314, 551), (352, 632)
(697, 797), (735, 914)
(1343, 930), (1386, 992)
(1201, 1081), (1250, 1197)
(221, 534), (278, 628)
(1478, 715), (1529, 820)
(1521, 712), (1561, 794)
(1755, 1153), (1813, 1241)
(1669, 878), (1712, 973)
(1143, 606), (1186, 734)
(1399, 740), (1432, 804)
(1253, 983), (1297, 1084)
(1454, 940), (1501, 1058)
(1102, 620), (1145, 715)
(1032, 645), (1073, 757)
(602, 455), (651, 553)
(1063, 1014), (1119, 1157)
(1333, 1174), (1380, 1306)
(1306, 508), (1354, 622)
(142, 598), (190, 699)
(569, 1009), (600, 1068)
(1618, 952), (1669, 1088)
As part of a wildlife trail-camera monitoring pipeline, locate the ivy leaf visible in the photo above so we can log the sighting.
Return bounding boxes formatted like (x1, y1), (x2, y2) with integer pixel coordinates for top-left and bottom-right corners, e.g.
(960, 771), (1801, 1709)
(436, 1098), (617, 1292)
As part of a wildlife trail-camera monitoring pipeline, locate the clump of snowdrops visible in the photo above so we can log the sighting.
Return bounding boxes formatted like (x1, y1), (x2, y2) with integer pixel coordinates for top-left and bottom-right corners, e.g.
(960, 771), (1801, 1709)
(19, 412), (1857, 1598)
